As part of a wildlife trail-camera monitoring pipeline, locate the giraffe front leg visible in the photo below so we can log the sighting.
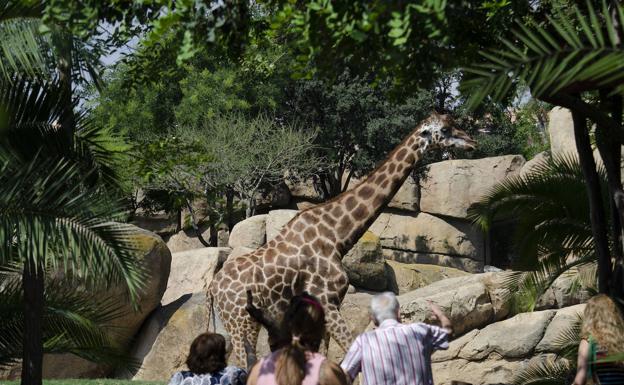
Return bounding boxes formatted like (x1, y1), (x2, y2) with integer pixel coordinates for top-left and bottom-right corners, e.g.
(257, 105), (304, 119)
(324, 303), (354, 354)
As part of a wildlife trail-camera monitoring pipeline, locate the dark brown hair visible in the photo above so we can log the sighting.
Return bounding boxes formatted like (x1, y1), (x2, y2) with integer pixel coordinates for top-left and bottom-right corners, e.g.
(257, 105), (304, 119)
(186, 333), (227, 374)
(275, 293), (326, 385)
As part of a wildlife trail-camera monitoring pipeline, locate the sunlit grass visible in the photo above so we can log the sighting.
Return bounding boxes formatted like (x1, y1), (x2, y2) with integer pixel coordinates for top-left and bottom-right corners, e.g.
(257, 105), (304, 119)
(0, 380), (165, 385)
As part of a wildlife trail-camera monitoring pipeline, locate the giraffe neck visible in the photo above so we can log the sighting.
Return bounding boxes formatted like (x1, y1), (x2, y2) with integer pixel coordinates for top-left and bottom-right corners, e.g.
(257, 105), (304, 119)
(325, 128), (426, 254)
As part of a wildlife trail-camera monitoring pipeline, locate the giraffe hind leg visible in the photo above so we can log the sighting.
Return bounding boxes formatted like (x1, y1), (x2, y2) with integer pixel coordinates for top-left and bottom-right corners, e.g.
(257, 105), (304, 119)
(324, 303), (354, 354)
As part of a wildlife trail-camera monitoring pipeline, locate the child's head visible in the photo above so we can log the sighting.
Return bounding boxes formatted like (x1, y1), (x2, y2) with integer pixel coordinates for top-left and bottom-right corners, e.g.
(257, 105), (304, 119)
(582, 294), (624, 355)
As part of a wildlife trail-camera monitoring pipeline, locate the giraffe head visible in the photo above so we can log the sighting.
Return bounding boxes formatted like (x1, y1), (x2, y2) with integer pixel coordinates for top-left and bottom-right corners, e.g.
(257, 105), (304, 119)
(418, 111), (476, 151)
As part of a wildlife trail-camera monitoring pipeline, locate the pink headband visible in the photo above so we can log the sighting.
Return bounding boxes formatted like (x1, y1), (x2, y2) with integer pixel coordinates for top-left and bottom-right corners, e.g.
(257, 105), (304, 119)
(300, 297), (324, 315)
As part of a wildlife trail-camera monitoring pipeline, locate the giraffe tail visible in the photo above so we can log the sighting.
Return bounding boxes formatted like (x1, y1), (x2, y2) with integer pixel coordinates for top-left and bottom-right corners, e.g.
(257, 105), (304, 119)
(208, 284), (217, 333)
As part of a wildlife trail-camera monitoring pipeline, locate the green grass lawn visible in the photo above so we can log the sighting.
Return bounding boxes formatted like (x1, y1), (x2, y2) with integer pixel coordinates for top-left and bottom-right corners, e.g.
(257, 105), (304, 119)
(0, 380), (165, 385)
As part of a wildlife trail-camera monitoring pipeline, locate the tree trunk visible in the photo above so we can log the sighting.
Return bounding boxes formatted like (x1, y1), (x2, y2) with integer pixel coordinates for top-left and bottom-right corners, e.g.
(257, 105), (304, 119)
(185, 197), (211, 247)
(225, 188), (235, 231)
(572, 109), (613, 293)
(21, 258), (45, 385)
(246, 197), (255, 218)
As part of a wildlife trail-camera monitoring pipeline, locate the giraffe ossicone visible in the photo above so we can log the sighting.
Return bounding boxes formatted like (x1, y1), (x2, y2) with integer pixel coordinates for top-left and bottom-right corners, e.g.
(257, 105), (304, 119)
(209, 111), (476, 365)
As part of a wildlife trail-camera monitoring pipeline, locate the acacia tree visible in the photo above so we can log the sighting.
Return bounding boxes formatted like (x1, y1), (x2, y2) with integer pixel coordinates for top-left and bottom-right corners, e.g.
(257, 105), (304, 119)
(177, 114), (321, 218)
(461, 1), (624, 298)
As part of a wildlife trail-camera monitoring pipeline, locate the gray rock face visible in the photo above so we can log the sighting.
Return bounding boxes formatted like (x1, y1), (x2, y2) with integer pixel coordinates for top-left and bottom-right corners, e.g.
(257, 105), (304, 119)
(27, 228), (172, 380)
(370, 212), (484, 269)
(382, 249), (484, 273)
(342, 231), (388, 291)
(520, 151), (550, 178)
(385, 260), (470, 294)
(165, 227), (212, 253)
(459, 310), (556, 359)
(127, 292), (209, 381)
(398, 273), (509, 336)
(161, 248), (228, 306)
(431, 306), (579, 385)
(228, 214), (267, 249)
(419, 155), (526, 218)
(548, 107), (575, 157)
(265, 209), (299, 241)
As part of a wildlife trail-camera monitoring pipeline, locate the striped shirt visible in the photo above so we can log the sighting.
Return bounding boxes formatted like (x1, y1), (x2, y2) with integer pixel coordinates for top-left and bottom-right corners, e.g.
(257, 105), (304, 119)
(340, 319), (449, 385)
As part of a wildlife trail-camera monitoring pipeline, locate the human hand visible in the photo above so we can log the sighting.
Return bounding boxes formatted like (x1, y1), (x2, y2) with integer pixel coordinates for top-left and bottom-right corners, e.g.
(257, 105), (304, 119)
(427, 300), (443, 319)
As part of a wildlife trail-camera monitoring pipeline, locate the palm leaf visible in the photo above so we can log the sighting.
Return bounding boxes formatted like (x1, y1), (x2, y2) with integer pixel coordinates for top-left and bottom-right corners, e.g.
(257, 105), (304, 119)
(0, 77), (128, 188)
(0, 17), (49, 81)
(469, 154), (604, 312)
(462, 1), (624, 108)
(512, 357), (572, 385)
(0, 270), (138, 369)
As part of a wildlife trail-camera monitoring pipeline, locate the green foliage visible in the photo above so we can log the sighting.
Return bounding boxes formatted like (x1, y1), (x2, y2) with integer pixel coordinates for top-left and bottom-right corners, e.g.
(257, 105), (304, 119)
(282, 71), (436, 198)
(513, 99), (550, 159)
(0, 77), (146, 370)
(0, 265), (135, 369)
(176, 113), (320, 217)
(263, 0), (531, 92)
(462, 0), (624, 107)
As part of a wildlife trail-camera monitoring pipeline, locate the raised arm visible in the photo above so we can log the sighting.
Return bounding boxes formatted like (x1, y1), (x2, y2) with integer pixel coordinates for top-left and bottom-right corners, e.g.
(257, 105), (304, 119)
(428, 300), (453, 336)
(573, 339), (590, 385)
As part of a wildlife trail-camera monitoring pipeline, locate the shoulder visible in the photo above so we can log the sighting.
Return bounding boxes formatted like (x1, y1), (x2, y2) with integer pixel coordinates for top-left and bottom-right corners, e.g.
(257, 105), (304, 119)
(221, 366), (247, 385)
(168, 371), (197, 385)
(319, 360), (350, 385)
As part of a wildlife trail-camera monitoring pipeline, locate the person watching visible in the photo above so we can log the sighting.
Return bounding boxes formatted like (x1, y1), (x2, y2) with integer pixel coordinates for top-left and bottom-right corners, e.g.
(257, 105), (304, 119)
(246, 293), (349, 385)
(341, 292), (452, 385)
(168, 332), (247, 385)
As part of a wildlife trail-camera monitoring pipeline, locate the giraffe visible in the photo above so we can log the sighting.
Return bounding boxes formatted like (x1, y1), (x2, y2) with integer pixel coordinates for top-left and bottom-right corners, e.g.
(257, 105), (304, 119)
(209, 111), (476, 364)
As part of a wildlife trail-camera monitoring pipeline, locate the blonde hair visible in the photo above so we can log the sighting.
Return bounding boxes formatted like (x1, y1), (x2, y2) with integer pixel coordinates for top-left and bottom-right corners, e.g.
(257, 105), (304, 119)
(581, 294), (624, 357)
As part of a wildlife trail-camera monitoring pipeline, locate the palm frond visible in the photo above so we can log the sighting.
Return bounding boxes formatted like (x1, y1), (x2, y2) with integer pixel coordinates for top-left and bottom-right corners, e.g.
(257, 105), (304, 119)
(469, 154), (604, 267)
(550, 313), (583, 361)
(512, 357), (572, 385)
(0, 272), (138, 370)
(0, 77), (128, 189)
(462, 1), (624, 108)
(0, 152), (147, 303)
(0, 17), (49, 81)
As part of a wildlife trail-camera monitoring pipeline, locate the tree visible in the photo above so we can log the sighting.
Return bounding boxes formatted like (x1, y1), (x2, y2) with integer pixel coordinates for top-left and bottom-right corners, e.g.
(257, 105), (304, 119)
(177, 113), (320, 218)
(0, 78), (147, 385)
(461, 1), (624, 297)
(262, 0), (532, 93)
(281, 70), (436, 199)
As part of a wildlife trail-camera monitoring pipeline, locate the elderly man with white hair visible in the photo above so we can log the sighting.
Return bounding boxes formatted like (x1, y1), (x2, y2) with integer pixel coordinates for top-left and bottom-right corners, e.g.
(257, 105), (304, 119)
(340, 292), (453, 385)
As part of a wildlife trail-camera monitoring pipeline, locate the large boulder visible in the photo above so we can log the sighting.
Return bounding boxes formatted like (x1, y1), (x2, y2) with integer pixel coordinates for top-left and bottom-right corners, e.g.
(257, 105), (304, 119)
(165, 227), (212, 253)
(385, 260), (470, 294)
(536, 270), (592, 310)
(161, 248), (229, 306)
(520, 151), (550, 178)
(419, 155), (526, 219)
(35, 227), (172, 379)
(127, 292), (209, 381)
(266, 209), (299, 241)
(370, 211), (484, 273)
(228, 214), (267, 249)
(342, 231), (388, 291)
(548, 107), (575, 157)
(398, 273), (509, 336)
(346, 175), (420, 212)
(431, 306), (578, 385)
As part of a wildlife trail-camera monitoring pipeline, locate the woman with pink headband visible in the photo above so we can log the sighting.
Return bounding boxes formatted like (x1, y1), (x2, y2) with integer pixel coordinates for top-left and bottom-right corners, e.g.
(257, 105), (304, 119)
(246, 293), (349, 385)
